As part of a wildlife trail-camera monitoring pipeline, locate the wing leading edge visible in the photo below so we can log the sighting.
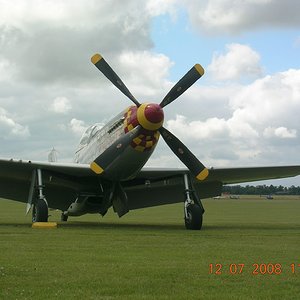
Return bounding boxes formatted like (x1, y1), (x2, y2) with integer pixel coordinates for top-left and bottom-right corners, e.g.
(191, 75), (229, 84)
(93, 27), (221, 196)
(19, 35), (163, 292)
(135, 165), (300, 184)
(0, 158), (92, 179)
(205, 165), (300, 184)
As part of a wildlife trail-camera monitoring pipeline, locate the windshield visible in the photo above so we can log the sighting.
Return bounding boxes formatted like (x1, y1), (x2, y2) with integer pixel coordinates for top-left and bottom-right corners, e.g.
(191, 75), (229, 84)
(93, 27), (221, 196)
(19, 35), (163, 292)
(79, 123), (103, 145)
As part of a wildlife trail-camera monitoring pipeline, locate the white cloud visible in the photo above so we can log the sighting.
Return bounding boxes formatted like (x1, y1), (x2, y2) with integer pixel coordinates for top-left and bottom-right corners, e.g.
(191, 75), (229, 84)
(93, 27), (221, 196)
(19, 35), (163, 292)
(208, 44), (263, 81)
(50, 96), (72, 114)
(118, 51), (173, 97)
(0, 1), (153, 85)
(69, 118), (87, 136)
(167, 113), (259, 144)
(167, 115), (229, 140)
(0, 59), (16, 82)
(0, 107), (30, 139)
(146, 0), (178, 17)
(0, 0), (150, 31)
(264, 126), (297, 139)
(228, 69), (300, 127)
(228, 117), (259, 139)
(183, 0), (300, 34)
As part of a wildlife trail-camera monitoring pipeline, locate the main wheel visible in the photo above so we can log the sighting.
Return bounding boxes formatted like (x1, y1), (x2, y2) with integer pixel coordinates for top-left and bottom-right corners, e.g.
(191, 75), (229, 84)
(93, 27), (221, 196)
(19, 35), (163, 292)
(61, 213), (68, 222)
(32, 199), (49, 222)
(185, 204), (203, 230)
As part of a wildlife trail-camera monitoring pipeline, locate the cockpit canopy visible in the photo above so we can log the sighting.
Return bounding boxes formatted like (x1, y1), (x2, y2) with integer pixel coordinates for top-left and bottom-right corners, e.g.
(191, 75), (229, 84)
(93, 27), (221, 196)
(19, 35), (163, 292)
(79, 123), (103, 145)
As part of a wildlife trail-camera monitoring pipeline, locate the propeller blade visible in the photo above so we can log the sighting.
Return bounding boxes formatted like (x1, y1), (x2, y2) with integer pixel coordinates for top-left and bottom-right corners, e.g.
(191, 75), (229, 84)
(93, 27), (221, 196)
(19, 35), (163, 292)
(90, 126), (140, 175)
(159, 127), (209, 181)
(160, 64), (204, 108)
(91, 53), (140, 107)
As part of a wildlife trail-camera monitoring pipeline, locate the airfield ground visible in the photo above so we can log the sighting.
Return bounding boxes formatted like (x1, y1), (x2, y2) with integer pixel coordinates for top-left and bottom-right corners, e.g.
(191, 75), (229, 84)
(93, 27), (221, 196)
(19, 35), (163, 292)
(0, 195), (299, 299)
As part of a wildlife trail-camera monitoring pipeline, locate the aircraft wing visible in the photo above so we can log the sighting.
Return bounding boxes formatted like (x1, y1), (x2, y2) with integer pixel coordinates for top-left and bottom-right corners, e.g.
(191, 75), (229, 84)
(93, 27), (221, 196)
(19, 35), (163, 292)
(1, 157), (300, 213)
(0, 158), (96, 212)
(125, 165), (300, 210)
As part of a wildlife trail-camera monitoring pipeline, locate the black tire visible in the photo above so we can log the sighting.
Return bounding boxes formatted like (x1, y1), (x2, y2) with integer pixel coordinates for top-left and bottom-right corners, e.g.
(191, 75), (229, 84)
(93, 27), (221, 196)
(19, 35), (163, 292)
(32, 199), (48, 222)
(185, 204), (203, 230)
(61, 213), (68, 222)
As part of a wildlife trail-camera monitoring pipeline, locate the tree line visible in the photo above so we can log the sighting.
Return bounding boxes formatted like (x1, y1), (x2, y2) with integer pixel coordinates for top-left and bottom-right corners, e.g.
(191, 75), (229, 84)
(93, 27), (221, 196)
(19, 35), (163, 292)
(222, 184), (300, 195)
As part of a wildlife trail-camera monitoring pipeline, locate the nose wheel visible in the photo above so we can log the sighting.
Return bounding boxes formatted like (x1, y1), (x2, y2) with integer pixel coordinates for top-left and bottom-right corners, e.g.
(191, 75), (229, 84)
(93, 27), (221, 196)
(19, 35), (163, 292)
(183, 174), (204, 230)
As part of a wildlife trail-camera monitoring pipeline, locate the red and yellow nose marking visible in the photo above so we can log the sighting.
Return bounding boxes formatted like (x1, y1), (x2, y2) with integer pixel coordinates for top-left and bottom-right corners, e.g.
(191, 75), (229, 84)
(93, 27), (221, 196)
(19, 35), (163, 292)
(137, 103), (164, 131)
(124, 103), (163, 152)
(131, 131), (160, 152)
(124, 103), (164, 132)
(124, 106), (139, 133)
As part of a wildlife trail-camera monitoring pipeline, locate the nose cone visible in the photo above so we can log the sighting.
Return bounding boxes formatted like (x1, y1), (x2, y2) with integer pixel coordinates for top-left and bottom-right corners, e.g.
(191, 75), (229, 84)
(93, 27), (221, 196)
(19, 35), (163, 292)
(145, 103), (164, 124)
(137, 103), (164, 131)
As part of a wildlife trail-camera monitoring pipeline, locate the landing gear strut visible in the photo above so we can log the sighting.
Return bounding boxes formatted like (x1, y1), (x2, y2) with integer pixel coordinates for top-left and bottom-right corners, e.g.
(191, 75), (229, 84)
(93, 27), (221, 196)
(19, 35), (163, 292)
(183, 174), (204, 230)
(31, 169), (49, 222)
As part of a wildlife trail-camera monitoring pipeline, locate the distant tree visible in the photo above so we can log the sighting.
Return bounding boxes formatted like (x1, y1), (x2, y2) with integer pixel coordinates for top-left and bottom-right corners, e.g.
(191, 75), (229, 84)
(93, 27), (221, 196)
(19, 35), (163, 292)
(222, 184), (300, 195)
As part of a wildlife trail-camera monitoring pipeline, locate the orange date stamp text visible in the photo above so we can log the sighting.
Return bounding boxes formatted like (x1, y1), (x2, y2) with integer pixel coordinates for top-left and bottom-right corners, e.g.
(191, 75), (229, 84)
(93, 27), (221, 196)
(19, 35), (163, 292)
(209, 263), (300, 275)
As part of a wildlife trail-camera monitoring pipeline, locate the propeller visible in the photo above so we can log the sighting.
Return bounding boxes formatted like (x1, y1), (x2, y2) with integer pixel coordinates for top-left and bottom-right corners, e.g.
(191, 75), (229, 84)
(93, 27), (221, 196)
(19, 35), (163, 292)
(159, 127), (209, 181)
(91, 54), (140, 107)
(91, 53), (209, 181)
(159, 64), (204, 108)
(90, 126), (140, 175)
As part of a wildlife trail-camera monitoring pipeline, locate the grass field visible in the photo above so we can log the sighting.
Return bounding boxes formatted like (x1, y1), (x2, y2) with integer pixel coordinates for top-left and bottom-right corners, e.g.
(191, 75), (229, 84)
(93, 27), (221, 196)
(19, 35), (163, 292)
(0, 195), (300, 299)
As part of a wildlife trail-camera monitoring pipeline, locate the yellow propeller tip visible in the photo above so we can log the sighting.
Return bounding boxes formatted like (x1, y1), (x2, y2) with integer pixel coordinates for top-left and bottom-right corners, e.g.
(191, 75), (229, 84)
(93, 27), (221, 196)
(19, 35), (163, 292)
(90, 161), (104, 174)
(91, 53), (102, 65)
(195, 64), (205, 76)
(196, 168), (209, 181)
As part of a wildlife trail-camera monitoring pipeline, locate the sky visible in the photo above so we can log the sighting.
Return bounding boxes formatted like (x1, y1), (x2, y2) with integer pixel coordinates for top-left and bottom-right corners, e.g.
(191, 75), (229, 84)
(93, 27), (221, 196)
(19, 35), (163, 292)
(0, 0), (300, 186)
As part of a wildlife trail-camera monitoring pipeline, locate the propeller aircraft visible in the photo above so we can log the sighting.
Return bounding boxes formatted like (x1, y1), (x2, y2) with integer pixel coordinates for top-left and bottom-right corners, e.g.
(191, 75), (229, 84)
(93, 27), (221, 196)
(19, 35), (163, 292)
(1, 53), (300, 230)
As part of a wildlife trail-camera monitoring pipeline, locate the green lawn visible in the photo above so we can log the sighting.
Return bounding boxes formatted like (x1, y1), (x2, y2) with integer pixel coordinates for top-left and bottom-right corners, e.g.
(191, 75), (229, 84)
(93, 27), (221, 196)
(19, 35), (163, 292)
(0, 196), (300, 299)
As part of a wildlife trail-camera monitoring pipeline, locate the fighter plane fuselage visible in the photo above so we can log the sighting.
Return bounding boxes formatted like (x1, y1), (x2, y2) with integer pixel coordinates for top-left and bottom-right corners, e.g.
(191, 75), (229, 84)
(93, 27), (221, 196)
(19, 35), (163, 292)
(74, 107), (159, 181)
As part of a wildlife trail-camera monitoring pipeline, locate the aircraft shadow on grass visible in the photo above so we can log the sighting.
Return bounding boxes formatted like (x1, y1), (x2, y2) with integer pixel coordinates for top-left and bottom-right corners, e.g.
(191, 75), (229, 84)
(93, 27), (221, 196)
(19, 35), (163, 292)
(1, 222), (299, 232)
